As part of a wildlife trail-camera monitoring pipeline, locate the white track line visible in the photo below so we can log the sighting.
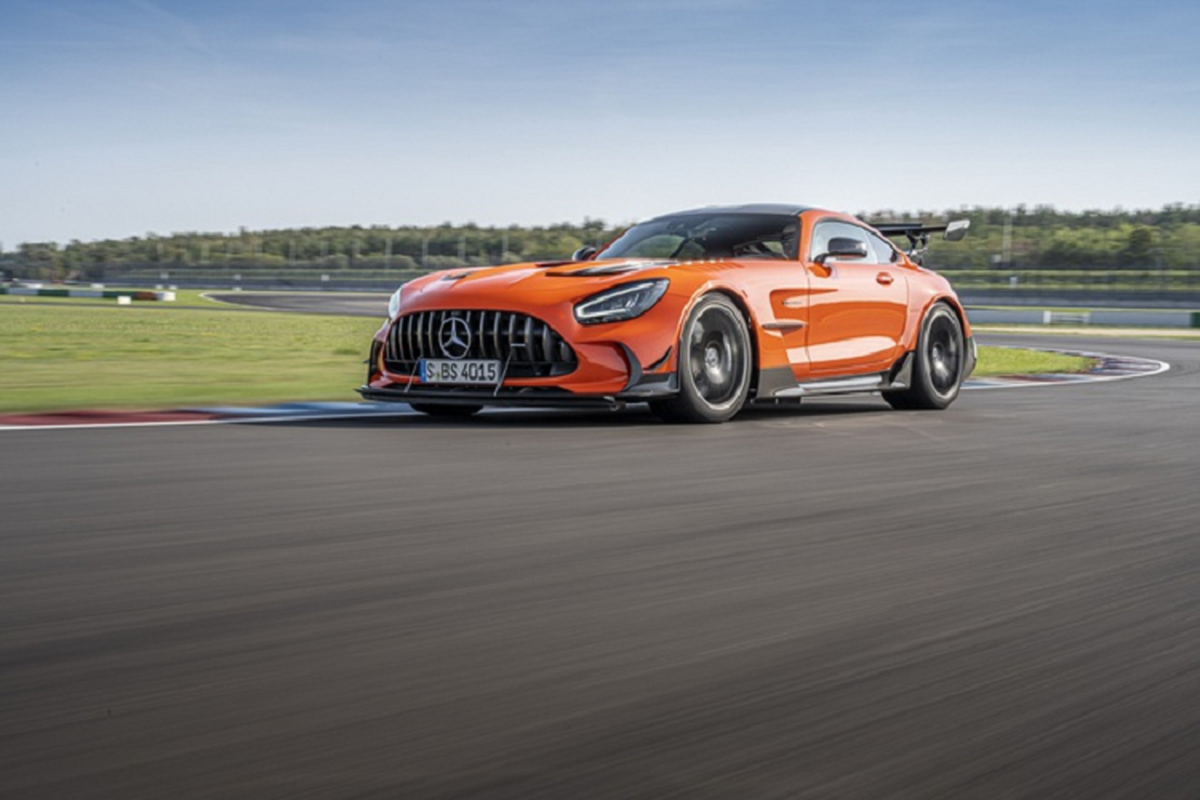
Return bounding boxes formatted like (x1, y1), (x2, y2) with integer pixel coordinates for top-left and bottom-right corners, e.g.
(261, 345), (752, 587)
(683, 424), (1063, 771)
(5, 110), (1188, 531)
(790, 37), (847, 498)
(0, 410), (422, 432)
(0, 418), (232, 432)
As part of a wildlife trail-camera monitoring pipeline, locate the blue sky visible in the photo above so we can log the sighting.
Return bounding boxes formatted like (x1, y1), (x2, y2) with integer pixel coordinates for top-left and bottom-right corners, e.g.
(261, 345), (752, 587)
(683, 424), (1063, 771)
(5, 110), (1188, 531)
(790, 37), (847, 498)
(2, 0), (1198, 244)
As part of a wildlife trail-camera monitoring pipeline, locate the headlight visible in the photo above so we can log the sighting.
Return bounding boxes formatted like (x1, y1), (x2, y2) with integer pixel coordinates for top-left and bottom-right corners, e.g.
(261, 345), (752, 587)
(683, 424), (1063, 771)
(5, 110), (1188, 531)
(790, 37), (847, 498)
(574, 279), (669, 325)
(387, 288), (403, 319)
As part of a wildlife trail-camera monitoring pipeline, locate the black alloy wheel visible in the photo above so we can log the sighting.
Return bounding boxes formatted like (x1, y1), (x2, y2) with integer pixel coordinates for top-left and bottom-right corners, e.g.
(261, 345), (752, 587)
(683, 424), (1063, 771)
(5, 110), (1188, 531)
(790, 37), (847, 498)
(651, 294), (752, 423)
(884, 302), (964, 410)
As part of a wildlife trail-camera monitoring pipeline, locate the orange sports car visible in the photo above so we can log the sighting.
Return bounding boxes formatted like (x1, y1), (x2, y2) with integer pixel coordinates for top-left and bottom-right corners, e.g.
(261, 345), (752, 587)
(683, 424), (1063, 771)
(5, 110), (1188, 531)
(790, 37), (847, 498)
(360, 204), (974, 423)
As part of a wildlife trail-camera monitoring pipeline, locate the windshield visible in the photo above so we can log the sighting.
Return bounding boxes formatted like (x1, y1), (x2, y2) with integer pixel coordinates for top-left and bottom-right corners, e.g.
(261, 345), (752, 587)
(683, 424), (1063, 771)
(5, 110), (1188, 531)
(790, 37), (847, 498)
(599, 213), (799, 261)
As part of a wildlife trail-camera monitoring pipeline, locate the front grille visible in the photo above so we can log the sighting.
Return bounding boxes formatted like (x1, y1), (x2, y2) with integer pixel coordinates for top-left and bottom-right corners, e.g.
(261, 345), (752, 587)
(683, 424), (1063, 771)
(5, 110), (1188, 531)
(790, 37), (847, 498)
(383, 309), (577, 379)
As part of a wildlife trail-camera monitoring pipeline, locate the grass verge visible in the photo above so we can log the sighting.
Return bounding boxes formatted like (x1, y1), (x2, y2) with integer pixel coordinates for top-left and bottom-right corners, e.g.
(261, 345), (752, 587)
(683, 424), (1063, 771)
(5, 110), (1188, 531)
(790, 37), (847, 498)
(973, 346), (1094, 377)
(0, 303), (1095, 413)
(1, 304), (381, 412)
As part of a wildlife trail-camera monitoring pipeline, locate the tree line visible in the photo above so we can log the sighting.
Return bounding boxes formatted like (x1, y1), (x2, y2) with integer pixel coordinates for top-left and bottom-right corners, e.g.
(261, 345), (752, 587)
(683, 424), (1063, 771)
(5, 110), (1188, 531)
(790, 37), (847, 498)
(4, 205), (1199, 281)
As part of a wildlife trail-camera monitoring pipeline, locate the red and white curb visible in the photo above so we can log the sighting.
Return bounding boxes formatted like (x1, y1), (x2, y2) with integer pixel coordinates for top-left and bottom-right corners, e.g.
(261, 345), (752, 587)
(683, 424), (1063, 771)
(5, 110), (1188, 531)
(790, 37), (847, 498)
(0, 350), (1171, 431)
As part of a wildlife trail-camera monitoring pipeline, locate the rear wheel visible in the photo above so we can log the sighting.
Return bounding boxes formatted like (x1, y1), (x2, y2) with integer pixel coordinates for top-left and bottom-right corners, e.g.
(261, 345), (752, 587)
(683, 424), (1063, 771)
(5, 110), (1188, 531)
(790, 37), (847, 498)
(884, 302), (964, 410)
(651, 294), (752, 424)
(409, 402), (482, 418)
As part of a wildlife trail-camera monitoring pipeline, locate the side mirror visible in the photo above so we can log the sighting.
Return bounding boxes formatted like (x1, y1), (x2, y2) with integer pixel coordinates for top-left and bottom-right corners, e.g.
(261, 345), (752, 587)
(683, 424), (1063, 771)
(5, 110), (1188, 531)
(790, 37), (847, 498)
(815, 237), (868, 264)
(572, 245), (598, 261)
(945, 219), (970, 242)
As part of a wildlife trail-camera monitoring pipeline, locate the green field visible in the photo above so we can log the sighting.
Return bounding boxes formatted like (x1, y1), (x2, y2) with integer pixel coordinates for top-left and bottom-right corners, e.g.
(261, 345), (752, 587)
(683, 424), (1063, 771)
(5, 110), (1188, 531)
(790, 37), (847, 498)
(974, 347), (1094, 376)
(0, 300), (1094, 413)
(1, 303), (381, 412)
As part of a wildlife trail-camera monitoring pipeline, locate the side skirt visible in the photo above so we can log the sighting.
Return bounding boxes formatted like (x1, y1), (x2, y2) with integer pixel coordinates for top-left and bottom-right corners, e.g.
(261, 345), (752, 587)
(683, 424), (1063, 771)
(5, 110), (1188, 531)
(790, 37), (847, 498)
(758, 352), (915, 400)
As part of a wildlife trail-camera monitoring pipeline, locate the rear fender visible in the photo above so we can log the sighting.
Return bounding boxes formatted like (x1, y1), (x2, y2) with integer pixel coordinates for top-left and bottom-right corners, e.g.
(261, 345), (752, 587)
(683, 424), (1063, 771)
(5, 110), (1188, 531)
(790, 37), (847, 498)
(903, 286), (972, 352)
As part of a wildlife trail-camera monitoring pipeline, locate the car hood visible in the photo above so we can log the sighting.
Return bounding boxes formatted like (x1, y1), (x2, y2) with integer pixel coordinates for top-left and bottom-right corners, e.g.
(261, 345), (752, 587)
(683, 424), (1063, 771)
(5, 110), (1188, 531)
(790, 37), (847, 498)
(400, 258), (688, 309)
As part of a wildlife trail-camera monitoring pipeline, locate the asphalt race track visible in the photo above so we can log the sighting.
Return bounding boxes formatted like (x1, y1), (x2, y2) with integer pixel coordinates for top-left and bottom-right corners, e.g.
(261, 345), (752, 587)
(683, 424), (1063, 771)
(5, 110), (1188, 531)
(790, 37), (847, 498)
(3, 333), (1200, 799)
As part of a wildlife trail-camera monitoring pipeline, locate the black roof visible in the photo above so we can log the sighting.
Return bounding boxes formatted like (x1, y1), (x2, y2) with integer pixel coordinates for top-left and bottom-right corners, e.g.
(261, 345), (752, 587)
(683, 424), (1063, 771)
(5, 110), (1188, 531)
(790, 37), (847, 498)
(650, 203), (811, 219)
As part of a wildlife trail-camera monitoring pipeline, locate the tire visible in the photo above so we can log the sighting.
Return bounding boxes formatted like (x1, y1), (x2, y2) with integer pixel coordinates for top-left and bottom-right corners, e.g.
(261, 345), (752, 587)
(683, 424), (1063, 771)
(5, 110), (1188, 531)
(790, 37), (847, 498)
(651, 294), (752, 423)
(409, 402), (483, 418)
(884, 302), (965, 411)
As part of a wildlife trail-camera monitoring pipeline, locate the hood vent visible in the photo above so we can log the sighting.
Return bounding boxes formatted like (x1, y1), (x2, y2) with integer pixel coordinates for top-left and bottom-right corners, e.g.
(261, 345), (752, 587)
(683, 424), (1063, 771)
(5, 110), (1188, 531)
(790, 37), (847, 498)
(546, 259), (676, 278)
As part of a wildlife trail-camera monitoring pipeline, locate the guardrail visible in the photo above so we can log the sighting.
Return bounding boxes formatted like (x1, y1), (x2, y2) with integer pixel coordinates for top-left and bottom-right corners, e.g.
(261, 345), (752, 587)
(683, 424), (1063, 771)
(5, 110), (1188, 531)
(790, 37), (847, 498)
(64, 266), (1200, 306)
(97, 267), (1200, 289)
(966, 306), (1200, 328)
(1, 286), (175, 301)
(940, 269), (1200, 291)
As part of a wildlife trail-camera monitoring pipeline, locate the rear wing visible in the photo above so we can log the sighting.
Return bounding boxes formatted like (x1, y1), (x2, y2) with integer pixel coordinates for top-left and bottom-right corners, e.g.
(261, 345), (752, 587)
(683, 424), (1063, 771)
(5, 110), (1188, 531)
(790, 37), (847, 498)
(871, 219), (970, 265)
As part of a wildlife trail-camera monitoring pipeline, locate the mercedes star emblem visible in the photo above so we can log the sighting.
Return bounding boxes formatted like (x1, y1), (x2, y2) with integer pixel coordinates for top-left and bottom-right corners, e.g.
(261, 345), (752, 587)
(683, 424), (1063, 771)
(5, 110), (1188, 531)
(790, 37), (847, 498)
(438, 316), (473, 360)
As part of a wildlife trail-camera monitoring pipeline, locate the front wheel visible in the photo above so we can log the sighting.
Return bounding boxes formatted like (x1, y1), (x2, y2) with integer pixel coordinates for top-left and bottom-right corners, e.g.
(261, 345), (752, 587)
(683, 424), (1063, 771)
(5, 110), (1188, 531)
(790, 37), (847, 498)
(651, 294), (752, 423)
(884, 302), (965, 410)
(408, 402), (482, 418)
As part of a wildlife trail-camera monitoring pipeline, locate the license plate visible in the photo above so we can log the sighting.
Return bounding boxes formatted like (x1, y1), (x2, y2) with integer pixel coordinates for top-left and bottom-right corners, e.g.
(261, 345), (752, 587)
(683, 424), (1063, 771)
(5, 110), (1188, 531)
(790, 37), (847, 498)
(420, 359), (502, 385)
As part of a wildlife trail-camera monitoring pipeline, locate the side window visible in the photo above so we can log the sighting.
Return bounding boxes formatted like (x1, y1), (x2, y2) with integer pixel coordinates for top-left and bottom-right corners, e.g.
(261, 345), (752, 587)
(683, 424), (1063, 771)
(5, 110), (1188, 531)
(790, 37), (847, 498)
(807, 222), (834, 263)
(808, 221), (877, 264)
(867, 230), (898, 263)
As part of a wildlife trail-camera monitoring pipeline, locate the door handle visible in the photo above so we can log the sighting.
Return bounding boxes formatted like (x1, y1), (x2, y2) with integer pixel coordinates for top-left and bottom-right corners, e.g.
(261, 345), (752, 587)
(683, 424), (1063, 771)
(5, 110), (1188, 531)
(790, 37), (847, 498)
(876, 272), (894, 285)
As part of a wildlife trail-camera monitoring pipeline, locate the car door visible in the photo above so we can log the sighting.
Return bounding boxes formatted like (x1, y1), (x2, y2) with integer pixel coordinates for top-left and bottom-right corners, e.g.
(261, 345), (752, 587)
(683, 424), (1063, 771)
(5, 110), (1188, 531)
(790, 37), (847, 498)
(803, 220), (908, 376)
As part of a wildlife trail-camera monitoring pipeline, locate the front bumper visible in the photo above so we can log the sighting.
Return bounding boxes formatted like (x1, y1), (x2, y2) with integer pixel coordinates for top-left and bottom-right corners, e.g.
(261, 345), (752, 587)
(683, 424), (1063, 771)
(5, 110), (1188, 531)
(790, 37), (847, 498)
(359, 385), (624, 410)
(358, 368), (679, 410)
(362, 304), (684, 409)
